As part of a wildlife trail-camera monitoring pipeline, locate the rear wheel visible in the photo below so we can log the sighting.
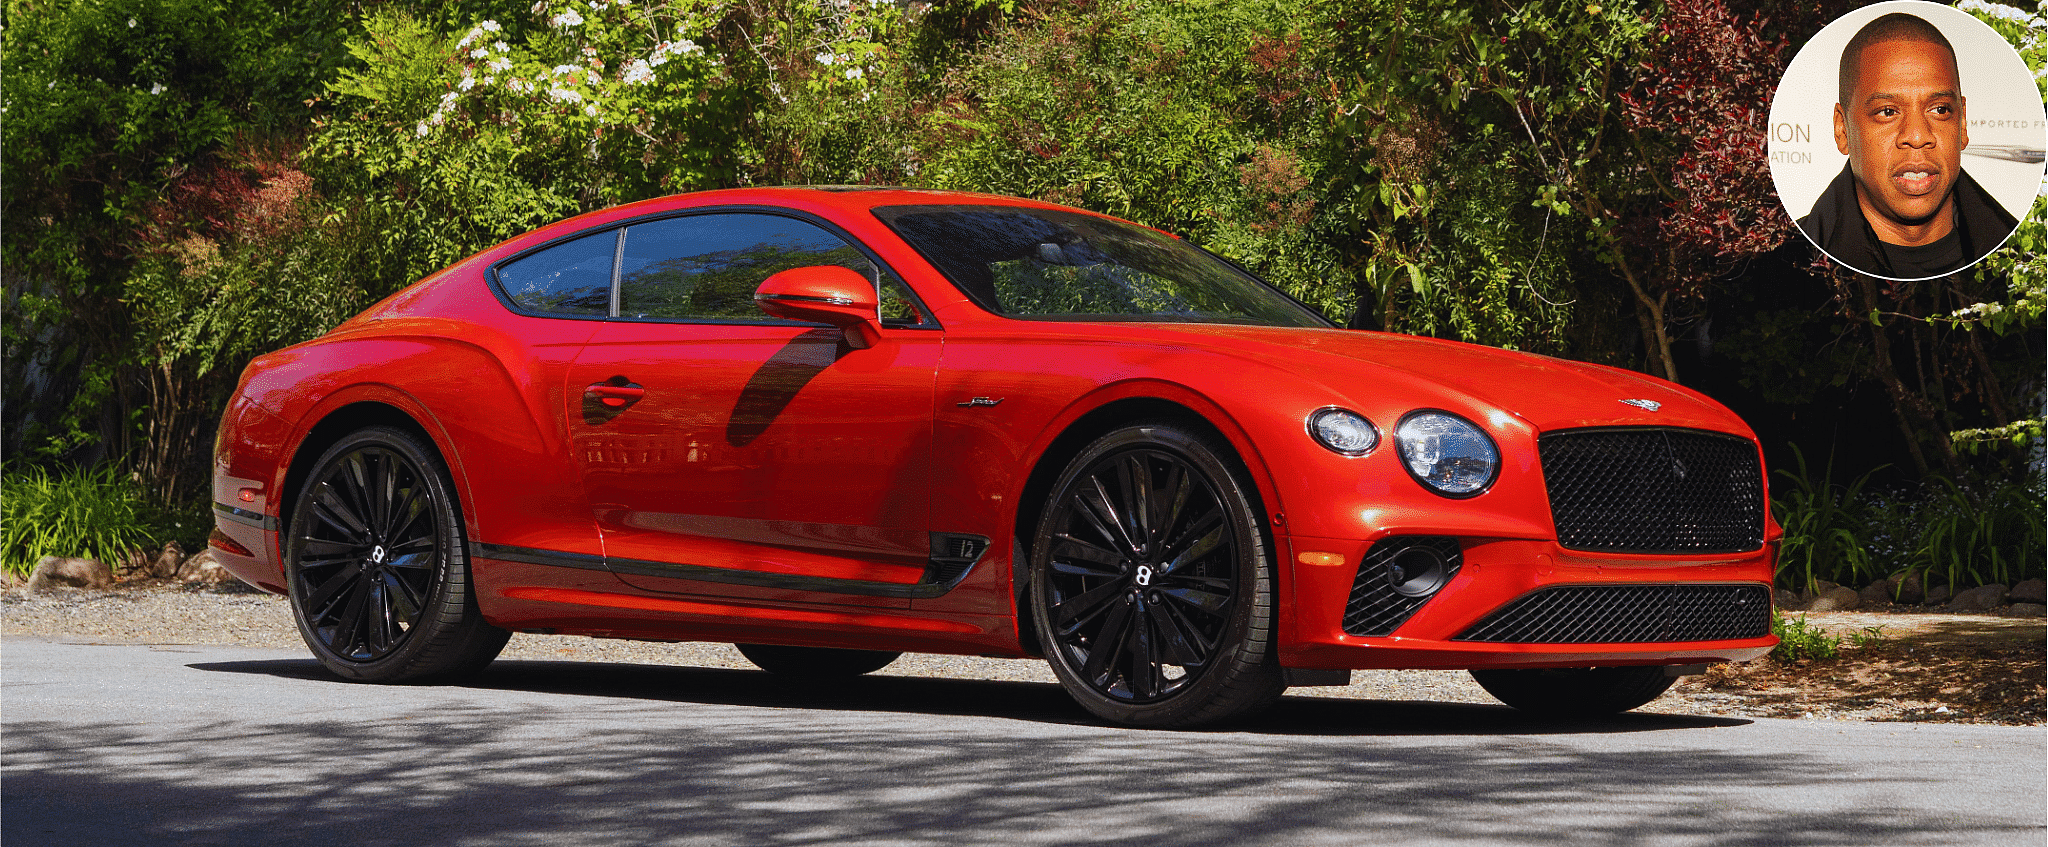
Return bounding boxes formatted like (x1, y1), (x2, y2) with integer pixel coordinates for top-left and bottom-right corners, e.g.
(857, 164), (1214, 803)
(1030, 422), (1284, 728)
(285, 426), (508, 682)
(1470, 666), (1678, 716)
(736, 644), (901, 678)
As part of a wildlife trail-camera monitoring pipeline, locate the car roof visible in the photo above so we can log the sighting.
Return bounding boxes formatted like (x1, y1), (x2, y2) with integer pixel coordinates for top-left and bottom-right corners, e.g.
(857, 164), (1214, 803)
(524, 186), (1173, 247)
(645, 185), (1077, 213)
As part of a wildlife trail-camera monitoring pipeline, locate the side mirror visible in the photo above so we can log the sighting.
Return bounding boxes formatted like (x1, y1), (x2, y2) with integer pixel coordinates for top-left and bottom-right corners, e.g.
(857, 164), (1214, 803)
(753, 265), (882, 349)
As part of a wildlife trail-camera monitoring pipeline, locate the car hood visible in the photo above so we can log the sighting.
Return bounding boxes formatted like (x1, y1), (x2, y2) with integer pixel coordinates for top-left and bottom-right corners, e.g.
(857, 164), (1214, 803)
(1122, 324), (1754, 436)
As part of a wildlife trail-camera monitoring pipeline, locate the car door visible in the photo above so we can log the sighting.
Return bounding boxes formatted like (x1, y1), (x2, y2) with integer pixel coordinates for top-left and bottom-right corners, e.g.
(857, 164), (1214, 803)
(562, 210), (943, 607)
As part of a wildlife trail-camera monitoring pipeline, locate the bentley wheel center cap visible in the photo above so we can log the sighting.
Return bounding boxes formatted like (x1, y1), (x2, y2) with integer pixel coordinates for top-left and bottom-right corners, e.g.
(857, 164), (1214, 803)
(369, 545), (387, 565)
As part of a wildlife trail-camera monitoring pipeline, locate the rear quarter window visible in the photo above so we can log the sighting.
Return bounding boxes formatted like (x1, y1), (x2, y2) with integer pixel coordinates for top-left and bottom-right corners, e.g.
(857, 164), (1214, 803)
(495, 231), (616, 316)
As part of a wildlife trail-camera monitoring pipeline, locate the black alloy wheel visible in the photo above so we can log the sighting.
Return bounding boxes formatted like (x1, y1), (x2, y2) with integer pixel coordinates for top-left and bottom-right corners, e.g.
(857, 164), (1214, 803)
(736, 644), (902, 678)
(1031, 422), (1283, 727)
(286, 426), (508, 682)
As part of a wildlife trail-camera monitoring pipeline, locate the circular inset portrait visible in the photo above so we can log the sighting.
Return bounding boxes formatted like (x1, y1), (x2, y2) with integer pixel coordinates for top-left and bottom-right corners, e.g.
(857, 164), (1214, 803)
(1768, 0), (2045, 281)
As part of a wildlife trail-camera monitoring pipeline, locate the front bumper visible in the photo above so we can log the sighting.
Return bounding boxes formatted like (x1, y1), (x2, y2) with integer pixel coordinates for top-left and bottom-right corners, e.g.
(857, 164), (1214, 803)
(1279, 535), (1777, 670)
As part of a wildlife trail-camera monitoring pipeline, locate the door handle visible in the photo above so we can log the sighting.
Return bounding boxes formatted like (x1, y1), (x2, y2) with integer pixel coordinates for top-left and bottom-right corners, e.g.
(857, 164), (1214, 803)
(586, 380), (645, 408)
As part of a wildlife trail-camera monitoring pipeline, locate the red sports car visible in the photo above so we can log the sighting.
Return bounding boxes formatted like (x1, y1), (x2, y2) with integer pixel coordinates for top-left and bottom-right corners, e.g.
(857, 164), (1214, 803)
(210, 187), (1777, 727)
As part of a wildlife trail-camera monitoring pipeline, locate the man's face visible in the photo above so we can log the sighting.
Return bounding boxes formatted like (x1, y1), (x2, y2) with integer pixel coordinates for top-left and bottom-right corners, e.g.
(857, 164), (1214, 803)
(1833, 38), (1968, 243)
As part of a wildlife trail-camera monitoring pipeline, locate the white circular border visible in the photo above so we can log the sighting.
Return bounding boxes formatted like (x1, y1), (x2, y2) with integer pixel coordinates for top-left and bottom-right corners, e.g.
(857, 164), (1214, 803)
(1767, 0), (2045, 278)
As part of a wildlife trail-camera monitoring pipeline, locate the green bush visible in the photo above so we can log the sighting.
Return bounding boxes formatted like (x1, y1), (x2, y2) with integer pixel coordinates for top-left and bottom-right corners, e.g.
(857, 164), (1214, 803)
(1773, 441), (2046, 594)
(1, 464), (161, 580)
(1908, 475), (2047, 592)
(1771, 445), (1883, 594)
(1769, 610), (1840, 662)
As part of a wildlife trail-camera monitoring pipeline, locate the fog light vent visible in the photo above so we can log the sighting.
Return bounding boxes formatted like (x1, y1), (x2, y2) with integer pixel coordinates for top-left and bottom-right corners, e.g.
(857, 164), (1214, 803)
(1342, 537), (1462, 637)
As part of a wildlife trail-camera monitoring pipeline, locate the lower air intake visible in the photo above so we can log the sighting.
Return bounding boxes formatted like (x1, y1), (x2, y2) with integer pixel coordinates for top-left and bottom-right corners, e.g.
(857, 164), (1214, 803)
(1453, 584), (1771, 644)
(1341, 537), (1462, 637)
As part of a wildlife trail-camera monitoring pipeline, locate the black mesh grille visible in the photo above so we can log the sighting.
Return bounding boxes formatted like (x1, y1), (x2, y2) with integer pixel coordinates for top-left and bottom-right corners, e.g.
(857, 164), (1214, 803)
(1453, 584), (1771, 643)
(1342, 537), (1462, 637)
(1540, 428), (1764, 553)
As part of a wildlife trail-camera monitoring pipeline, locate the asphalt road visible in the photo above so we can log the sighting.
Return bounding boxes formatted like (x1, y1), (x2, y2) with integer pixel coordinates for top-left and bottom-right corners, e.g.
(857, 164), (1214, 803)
(5, 638), (2043, 847)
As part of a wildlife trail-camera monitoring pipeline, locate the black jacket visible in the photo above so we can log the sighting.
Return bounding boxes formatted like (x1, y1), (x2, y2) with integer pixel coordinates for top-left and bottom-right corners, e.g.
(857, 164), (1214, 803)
(1796, 162), (2018, 279)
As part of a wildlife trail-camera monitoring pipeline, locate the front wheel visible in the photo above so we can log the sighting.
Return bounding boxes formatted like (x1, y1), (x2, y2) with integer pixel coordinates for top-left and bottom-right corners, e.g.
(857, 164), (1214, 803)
(1470, 666), (1678, 716)
(285, 426), (508, 683)
(1029, 422), (1284, 728)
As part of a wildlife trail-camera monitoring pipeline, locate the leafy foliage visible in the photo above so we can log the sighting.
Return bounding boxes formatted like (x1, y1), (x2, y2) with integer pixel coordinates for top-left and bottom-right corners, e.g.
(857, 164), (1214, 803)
(1909, 475), (2047, 592)
(3, 0), (364, 500)
(1, 464), (159, 580)
(1770, 610), (1840, 662)
(1772, 445), (1883, 595)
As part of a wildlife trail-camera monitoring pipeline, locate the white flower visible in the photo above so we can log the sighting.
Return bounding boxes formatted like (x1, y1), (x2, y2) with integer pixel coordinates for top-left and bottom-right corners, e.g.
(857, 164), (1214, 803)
(150, 82), (165, 94)
(622, 58), (655, 84)
(495, 41), (510, 53)
(481, 19), (501, 32)
(459, 26), (481, 47)
(845, 67), (863, 81)
(584, 103), (597, 116)
(548, 85), (583, 103)
(459, 74), (477, 91)
(552, 64), (579, 76)
(550, 8), (584, 27)
(531, 0), (548, 14)
(471, 46), (491, 59)
(128, 17), (137, 27)
(815, 51), (836, 65)
(649, 39), (702, 66)
(488, 57), (513, 72)
(416, 121), (431, 137)
(1955, 0), (2037, 23)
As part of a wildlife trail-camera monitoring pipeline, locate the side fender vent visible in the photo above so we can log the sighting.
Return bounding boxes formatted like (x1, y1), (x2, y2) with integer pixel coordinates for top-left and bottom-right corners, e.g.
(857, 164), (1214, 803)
(926, 533), (991, 588)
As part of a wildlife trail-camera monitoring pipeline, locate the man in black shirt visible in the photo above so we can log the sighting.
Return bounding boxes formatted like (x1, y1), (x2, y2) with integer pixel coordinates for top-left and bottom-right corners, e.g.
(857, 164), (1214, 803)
(1796, 12), (2019, 279)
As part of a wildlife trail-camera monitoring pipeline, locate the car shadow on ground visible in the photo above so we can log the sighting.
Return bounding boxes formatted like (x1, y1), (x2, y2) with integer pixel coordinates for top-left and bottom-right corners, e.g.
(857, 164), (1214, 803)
(189, 657), (1750, 735)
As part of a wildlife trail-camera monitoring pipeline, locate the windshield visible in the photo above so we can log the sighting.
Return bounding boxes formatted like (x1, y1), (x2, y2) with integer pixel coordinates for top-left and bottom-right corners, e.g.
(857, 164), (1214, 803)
(873, 205), (1330, 327)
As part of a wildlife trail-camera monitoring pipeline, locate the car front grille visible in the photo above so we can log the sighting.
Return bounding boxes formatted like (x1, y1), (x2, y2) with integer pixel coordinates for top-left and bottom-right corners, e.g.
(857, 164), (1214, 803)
(1539, 427), (1764, 554)
(1341, 537), (1461, 637)
(1452, 583), (1772, 644)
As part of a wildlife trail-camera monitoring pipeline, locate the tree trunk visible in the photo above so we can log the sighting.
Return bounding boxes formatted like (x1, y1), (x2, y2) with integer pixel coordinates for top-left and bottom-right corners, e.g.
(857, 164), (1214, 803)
(1612, 247), (1679, 382)
(1844, 270), (1965, 478)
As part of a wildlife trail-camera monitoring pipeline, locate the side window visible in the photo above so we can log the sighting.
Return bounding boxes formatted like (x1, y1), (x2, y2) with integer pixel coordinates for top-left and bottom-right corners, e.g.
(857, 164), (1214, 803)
(617, 213), (925, 324)
(495, 230), (617, 317)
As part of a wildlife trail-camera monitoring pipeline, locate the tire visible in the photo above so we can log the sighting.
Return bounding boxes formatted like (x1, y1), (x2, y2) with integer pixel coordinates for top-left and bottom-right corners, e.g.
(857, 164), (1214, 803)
(284, 426), (509, 682)
(1470, 666), (1678, 716)
(735, 644), (901, 678)
(1029, 421), (1284, 728)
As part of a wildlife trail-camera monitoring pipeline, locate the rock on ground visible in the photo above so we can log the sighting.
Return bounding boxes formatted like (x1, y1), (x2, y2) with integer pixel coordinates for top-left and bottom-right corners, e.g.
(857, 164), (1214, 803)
(24, 557), (114, 592)
(1948, 584), (2010, 613)
(1809, 585), (1863, 612)
(176, 549), (233, 584)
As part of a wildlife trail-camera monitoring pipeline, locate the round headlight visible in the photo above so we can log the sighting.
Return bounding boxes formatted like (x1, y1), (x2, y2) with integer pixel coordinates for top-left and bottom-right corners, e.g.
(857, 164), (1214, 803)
(1307, 408), (1379, 456)
(1395, 411), (1499, 497)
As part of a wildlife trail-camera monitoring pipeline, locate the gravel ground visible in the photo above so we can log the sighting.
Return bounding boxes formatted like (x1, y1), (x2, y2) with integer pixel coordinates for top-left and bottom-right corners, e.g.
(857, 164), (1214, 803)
(5, 582), (2039, 723)
(0, 584), (1498, 709)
